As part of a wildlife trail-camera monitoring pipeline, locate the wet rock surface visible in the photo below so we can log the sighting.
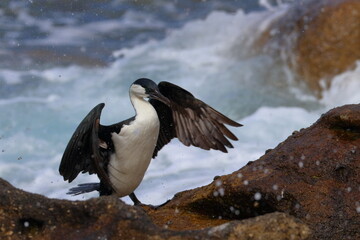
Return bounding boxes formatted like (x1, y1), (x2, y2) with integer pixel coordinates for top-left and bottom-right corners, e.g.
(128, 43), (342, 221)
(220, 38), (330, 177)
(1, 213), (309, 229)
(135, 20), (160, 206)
(2, 104), (360, 239)
(264, 0), (360, 94)
(0, 179), (309, 240)
(148, 104), (360, 240)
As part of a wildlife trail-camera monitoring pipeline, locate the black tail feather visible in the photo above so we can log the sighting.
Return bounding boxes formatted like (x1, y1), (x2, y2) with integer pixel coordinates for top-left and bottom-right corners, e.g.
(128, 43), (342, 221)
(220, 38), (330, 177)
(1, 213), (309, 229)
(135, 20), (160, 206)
(67, 183), (100, 195)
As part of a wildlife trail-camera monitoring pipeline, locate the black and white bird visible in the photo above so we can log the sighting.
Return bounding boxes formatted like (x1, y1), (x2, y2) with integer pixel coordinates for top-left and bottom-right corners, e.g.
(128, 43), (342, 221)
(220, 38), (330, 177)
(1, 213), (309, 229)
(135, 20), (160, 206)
(59, 78), (242, 205)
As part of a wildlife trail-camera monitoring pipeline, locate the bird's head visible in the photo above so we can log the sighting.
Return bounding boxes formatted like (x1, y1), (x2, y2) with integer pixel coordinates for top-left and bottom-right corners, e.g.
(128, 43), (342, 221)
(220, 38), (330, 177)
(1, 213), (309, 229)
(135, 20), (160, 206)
(131, 78), (170, 105)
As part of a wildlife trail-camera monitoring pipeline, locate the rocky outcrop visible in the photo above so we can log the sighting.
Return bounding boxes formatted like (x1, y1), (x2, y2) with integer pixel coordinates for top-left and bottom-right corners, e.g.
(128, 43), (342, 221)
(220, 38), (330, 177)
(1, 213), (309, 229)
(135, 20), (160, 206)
(2, 104), (360, 240)
(0, 178), (309, 240)
(264, 0), (360, 94)
(148, 104), (360, 240)
(294, 0), (360, 92)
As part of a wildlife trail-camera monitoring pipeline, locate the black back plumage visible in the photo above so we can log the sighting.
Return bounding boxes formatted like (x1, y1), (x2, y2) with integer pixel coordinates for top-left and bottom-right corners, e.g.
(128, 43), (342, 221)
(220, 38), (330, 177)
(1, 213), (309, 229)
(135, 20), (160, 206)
(59, 80), (242, 195)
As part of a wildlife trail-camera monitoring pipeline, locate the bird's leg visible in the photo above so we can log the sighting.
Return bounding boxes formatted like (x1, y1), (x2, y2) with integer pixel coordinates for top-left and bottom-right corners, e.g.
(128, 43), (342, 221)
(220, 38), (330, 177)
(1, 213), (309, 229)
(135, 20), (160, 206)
(129, 192), (170, 209)
(129, 192), (142, 205)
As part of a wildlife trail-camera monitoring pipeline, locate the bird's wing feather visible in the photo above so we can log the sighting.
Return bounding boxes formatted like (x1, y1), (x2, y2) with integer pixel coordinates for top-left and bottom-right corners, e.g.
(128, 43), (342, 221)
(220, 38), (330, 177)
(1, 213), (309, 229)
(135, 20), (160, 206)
(150, 81), (242, 157)
(59, 103), (112, 189)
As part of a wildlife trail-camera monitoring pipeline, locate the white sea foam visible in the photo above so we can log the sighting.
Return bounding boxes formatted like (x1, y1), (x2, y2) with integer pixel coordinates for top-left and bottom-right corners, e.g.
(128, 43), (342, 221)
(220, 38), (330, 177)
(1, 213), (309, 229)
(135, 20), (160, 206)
(113, 8), (289, 81)
(28, 21), (117, 46)
(24, 9), (166, 46)
(0, 95), (59, 106)
(111, 6), (317, 120)
(0, 70), (24, 84)
(320, 61), (360, 109)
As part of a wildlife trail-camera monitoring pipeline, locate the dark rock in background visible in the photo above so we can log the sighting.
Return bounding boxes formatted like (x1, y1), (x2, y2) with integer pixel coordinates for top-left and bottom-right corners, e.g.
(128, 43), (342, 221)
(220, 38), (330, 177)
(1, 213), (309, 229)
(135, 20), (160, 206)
(265, 0), (360, 94)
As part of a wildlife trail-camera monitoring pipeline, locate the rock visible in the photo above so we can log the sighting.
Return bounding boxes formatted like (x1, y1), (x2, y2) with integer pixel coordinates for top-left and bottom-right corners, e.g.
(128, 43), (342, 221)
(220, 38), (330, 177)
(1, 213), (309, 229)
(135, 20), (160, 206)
(295, 0), (360, 92)
(3, 104), (360, 239)
(3, 105), (360, 240)
(0, 178), (309, 240)
(148, 104), (360, 240)
(264, 0), (360, 94)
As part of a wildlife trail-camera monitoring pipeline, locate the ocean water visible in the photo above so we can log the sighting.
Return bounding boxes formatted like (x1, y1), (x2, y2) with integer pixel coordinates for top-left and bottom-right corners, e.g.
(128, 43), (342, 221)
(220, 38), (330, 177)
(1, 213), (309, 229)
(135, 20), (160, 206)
(0, 0), (359, 205)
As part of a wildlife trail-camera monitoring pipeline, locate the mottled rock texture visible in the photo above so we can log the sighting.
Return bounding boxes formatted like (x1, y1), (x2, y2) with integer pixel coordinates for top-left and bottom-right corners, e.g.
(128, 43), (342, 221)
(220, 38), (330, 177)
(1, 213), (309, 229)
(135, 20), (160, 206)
(0, 178), (309, 240)
(149, 104), (360, 240)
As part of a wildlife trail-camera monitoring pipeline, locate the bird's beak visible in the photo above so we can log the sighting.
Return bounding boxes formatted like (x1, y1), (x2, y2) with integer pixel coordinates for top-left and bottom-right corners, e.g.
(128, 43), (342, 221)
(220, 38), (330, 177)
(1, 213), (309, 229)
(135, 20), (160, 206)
(149, 90), (171, 106)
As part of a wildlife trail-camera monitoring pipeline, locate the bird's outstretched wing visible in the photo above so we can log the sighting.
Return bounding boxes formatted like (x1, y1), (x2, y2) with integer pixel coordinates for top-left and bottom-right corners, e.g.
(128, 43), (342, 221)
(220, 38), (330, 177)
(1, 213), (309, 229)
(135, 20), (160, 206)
(59, 103), (112, 189)
(150, 81), (242, 157)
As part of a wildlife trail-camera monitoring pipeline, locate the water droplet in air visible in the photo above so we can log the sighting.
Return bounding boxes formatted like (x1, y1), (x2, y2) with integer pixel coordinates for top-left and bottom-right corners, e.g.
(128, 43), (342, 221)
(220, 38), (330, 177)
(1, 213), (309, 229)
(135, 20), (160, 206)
(355, 202), (360, 212)
(254, 192), (262, 201)
(218, 188), (225, 196)
(298, 161), (304, 168)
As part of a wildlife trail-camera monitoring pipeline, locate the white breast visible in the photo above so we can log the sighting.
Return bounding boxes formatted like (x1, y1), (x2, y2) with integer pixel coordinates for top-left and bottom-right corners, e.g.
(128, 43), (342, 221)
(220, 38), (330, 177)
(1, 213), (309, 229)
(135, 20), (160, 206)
(108, 97), (160, 197)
